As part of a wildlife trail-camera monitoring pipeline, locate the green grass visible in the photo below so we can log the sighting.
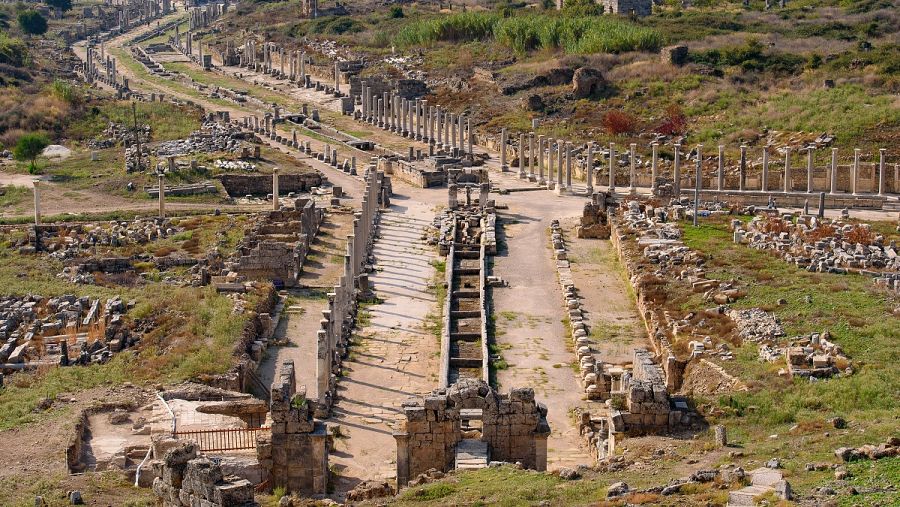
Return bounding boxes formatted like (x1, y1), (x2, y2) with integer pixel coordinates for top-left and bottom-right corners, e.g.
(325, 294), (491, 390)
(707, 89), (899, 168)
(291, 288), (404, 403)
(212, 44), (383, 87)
(393, 12), (661, 55)
(675, 216), (899, 502)
(0, 185), (32, 213)
(66, 100), (202, 142)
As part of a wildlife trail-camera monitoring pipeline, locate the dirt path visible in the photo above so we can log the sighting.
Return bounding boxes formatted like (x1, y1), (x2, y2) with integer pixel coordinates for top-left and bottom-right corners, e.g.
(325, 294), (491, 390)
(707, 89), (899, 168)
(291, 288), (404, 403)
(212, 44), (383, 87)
(563, 217), (648, 364)
(258, 210), (356, 397)
(328, 199), (440, 498)
(491, 191), (594, 470)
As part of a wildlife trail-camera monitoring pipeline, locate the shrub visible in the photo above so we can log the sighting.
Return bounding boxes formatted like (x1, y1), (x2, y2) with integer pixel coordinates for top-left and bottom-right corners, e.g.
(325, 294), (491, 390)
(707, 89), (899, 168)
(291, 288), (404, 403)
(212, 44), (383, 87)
(389, 5), (404, 18)
(656, 104), (687, 136)
(48, 79), (81, 105)
(17, 10), (47, 36)
(601, 109), (639, 135)
(845, 225), (874, 246)
(0, 32), (27, 67)
(563, 0), (604, 16)
(13, 132), (49, 173)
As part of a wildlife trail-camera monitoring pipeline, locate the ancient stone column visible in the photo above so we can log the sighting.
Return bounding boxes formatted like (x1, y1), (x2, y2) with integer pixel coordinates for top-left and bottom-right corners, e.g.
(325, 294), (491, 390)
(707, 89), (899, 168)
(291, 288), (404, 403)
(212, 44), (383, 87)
(761, 145), (769, 192)
(674, 144), (682, 195)
(435, 108), (443, 146)
(807, 147), (814, 193)
(272, 167), (280, 210)
(852, 148), (860, 194)
(878, 148), (886, 195)
(500, 128), (508, 171)
(717, 145), (725, 191)
(565, 142), (573, 191)
(451, 114), (458, 151)
(714, 425), (727, 448)
(737, 144), (746, 192)
(158, 172), (165, 218)
(529, 133), (535, 178)
(32, 180), (41, 225)
(693, 145), (702, 227)
(538, 136), (547, 184)
(556, 141), (564, 189)
(334, 61), (340, 93)
(609, 142), (616, 192)
(518, 133), (526, 178)
(830, 148), (838, 194)
(651, 142), (659, 193)
(586, 142), (593, 193)
(467, 118), (473, 156)
(629, 143), (637, 193)
(783, 147), (791, 193)
(458, 115), (465, 153)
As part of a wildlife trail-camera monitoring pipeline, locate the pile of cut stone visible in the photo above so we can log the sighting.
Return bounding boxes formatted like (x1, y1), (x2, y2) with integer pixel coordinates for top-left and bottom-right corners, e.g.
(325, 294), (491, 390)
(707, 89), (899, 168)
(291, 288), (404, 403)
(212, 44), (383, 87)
(835, 437), (899, 462)
(155, 121), (248, 157)
(728, 308), (785, 342)
(151, 441), (254, 507)
(213, 158), (256, 172)
(34, 218), (184, 259)
(733, 215), (900, 292)
(89, 122), (151, 149)
(549, 219), (601, 400)
(758, 330), (852, 379)
(0, 294), (133, 367)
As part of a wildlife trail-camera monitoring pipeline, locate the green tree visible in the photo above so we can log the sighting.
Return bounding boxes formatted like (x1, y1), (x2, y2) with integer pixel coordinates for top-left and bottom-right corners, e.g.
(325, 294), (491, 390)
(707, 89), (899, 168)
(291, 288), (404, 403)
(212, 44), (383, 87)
(13, 133), (50, 174)
(46, 0), (73, 12)
(17, 10), (48, 36)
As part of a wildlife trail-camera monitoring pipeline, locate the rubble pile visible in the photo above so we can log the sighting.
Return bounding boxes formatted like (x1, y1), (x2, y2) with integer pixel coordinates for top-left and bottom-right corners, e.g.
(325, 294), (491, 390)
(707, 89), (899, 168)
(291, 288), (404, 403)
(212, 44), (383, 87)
(835, 437), (900, 462)
(155, 122), (250, 157)
(89, 121), (151, 149)
(733, 215), (900, 293)
(16, 218), (185, 258)
(728, 308), (785, 342)
(758, 330), (852, 379)
(213, 159), (256, 172)
(0, 294), (134, 368)
(151, 442), (255, 507)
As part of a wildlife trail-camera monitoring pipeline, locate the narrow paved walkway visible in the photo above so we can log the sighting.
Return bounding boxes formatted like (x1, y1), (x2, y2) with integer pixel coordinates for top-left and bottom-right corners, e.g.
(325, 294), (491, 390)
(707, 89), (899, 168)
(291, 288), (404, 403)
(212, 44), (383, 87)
(492, 193), (593, 470)
(328, 197), (440, 498)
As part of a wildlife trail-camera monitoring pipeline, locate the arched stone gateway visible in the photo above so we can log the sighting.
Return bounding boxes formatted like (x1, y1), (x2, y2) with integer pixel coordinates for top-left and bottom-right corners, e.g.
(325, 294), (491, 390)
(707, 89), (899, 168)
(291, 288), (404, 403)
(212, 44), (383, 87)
(393, 379), (551, 487)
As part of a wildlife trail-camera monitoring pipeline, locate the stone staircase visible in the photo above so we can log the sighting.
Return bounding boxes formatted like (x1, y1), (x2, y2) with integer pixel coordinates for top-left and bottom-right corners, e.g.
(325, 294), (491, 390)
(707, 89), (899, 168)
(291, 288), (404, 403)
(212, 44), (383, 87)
(455, 439), (489, 470)
(727, 467), (792, 506)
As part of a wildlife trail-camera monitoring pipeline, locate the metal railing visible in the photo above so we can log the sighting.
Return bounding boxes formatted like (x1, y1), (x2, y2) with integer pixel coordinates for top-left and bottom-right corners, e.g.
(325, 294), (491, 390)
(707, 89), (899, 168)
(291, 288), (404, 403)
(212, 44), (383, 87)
(173, 426), (269, 453)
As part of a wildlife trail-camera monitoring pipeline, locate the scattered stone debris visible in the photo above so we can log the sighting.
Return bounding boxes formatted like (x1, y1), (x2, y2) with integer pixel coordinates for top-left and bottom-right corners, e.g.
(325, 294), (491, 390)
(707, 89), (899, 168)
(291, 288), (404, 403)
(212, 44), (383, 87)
(835, 437), (899, 462)
(155, 121), (251, 157)
(734, 215), (900, 293)
(151, 441), (255, 506)
(729, 308), (785, 342)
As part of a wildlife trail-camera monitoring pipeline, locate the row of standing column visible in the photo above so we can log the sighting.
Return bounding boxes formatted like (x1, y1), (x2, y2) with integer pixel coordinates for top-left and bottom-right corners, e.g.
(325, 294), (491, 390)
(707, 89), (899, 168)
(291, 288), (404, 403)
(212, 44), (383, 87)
(357, 86), (473, 156)
(495, 131), (894, 197)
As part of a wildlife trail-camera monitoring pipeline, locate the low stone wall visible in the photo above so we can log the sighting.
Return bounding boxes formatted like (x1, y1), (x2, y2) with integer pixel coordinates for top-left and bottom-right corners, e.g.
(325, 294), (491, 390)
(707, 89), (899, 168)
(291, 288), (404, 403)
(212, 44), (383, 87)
(217, 173), (322, 197)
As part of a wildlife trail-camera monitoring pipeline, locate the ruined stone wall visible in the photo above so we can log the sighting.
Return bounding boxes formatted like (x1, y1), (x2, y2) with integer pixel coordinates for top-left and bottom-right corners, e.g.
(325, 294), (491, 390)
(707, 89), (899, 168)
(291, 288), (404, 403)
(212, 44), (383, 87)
(602, 0), (652, 16)
(217, 173), (322, 197)
(257, 360), (329, 495)
(227, 202), (323, 288)
(394, 379), (550, 487)
(152, 442), (255, 507)
(377, 157), (448, 188)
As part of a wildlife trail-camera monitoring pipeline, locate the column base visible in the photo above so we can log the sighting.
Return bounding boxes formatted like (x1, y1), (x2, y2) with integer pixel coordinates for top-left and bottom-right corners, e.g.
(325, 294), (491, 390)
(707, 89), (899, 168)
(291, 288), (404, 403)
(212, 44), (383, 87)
(554, 185), (566, 196)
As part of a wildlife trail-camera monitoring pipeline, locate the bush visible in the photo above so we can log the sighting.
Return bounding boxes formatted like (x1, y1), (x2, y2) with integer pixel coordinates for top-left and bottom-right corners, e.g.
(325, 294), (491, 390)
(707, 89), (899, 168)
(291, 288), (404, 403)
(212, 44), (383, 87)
(13, 132), (49, 173)
(689, 39), (804, 74)
(394, 12), (660, 54)
(17, 10), (47, 36)
(601, 110), (639, 135)
(0, 32), (27, 67)
(389, 5), (404, 18)
(48, 79), (81, 105)
(656, 104), (687, 136)
(563, 0), (604, 16)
